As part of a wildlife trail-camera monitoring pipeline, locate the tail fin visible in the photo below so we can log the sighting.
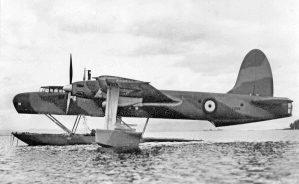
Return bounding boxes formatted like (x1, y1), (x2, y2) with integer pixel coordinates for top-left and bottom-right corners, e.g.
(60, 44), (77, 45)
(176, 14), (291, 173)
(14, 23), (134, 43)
(227, 49), (273, 96)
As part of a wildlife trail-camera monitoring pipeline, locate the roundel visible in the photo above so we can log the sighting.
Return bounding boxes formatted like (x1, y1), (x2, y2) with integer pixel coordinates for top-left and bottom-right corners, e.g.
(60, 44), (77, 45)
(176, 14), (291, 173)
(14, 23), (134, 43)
(203, 99), (217, 114)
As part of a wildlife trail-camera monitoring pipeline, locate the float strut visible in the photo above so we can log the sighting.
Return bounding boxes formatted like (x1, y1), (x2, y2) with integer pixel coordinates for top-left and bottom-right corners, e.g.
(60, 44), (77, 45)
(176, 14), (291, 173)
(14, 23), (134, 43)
(45, 114), (72, 134)
(96, 83), (142, 150)
(142, 118), (150, 137)
(71, 115), (82, 134)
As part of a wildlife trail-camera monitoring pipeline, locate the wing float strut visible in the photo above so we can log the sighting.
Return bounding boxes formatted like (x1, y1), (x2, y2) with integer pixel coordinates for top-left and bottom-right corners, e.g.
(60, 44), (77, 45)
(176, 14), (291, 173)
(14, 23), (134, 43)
(95, 77), (149, 150)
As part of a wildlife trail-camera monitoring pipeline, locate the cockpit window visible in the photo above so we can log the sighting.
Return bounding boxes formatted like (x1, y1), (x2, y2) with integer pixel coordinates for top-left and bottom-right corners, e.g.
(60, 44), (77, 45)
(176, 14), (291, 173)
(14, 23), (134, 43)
(40, 86), (64, 93)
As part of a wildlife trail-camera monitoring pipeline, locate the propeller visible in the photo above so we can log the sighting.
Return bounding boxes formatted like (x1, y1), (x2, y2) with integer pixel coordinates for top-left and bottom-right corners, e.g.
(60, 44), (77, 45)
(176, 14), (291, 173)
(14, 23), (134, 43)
(70, 54), (73, 84)
(83, 67), (86, 81)
(64, 54), (73, 114)
(63, 55), (89, 114)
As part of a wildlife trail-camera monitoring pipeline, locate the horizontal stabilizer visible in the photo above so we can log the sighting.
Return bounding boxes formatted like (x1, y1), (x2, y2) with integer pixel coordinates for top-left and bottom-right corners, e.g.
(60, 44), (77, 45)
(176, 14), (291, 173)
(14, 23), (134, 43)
(252, 98), (292, 105)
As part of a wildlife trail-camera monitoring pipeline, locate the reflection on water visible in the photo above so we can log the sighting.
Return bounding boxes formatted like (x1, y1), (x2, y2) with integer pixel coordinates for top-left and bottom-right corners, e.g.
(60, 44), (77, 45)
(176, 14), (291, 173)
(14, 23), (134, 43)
(0, 131), (299, 184)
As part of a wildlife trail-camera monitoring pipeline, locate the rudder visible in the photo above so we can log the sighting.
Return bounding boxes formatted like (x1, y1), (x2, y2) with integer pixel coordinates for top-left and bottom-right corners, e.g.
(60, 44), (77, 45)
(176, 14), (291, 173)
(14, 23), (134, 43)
(227, 49), (273, 96)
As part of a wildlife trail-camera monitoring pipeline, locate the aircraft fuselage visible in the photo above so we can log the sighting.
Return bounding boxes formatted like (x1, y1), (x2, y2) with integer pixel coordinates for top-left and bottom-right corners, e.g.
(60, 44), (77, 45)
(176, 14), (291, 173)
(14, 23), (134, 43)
(13, 87), (292, 127)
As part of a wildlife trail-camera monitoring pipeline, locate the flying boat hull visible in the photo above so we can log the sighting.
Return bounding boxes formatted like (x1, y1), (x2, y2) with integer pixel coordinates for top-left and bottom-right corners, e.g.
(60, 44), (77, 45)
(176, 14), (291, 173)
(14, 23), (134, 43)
(11, 132), (199, 146)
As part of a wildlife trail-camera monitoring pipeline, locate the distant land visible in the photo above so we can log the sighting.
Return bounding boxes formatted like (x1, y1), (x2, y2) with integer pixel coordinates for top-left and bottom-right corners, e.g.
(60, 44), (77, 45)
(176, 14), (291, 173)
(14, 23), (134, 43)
(289, 119), (299, 129)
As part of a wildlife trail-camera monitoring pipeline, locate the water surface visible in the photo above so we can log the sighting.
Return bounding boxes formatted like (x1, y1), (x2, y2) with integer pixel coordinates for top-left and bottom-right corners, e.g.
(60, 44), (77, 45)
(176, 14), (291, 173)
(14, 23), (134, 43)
(1, 130), (299, 183)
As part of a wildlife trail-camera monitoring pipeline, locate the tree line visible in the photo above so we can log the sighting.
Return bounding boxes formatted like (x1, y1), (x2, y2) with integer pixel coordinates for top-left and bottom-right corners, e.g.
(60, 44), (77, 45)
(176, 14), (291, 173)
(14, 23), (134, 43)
(290, 119), (299, 129)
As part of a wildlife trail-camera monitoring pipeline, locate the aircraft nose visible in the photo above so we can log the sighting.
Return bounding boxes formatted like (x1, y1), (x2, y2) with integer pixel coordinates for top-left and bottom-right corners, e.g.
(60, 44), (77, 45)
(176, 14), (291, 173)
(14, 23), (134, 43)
(63, 84), (72, 93)
(12, 93), (33, 113)
(13, 93), (24, 107)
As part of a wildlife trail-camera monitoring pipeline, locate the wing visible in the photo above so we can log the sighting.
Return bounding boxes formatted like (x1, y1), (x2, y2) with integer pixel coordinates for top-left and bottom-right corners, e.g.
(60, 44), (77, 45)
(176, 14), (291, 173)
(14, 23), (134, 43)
(94, 75), (180, 104)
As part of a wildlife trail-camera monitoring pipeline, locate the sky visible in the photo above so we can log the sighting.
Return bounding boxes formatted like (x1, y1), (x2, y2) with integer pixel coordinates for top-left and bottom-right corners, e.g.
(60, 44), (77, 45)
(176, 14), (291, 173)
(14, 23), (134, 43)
(1, 0), (299, 132)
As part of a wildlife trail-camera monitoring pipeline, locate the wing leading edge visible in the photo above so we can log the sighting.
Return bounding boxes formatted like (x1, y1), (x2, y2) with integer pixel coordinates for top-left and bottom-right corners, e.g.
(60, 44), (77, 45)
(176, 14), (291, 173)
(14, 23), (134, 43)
(94, 75), (181, 105)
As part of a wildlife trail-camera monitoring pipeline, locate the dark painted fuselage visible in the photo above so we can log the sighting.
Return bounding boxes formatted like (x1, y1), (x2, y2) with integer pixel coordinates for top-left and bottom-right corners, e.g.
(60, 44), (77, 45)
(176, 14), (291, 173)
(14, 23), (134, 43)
(13, 87), (292, 127)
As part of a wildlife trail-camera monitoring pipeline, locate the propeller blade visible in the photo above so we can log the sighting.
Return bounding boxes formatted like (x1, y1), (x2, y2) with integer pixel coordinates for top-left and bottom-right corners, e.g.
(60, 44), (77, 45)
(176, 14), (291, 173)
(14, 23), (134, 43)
(70, 54), (73, 84)
(83, 67), (86, 81)
(66, 92), (71, 114)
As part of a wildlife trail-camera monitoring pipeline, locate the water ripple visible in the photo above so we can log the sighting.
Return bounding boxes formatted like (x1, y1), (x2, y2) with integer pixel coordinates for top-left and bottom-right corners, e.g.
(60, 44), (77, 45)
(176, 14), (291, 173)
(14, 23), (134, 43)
(1, 135), (299, 183)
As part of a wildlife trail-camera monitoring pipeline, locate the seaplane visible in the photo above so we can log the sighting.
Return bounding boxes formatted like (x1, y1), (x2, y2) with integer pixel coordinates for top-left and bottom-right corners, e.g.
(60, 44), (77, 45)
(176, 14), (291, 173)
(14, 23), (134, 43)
(13, 49), (293, 150)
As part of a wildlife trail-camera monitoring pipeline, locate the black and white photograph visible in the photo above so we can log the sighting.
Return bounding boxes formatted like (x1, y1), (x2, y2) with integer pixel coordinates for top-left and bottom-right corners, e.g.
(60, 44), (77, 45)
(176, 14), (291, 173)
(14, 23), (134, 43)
(1, 0), (299, 183)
